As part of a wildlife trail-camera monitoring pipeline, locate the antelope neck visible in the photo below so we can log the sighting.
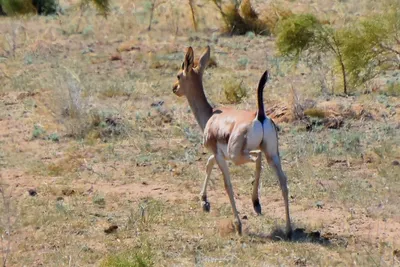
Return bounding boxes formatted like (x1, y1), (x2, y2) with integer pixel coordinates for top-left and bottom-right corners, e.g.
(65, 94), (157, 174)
(185, 82), (213, 131)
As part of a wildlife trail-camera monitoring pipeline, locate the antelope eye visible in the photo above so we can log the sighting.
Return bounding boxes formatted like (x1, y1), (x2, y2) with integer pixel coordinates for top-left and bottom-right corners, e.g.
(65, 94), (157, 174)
(177, 75), (180, 80)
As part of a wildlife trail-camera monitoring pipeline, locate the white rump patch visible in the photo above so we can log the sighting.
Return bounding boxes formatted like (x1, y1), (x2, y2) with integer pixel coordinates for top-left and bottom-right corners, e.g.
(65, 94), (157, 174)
(262, 118), (278, 156)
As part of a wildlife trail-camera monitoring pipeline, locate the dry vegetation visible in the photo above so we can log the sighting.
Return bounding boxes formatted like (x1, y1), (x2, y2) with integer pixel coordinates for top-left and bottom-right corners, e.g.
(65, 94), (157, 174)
(1, 0), (400, 266)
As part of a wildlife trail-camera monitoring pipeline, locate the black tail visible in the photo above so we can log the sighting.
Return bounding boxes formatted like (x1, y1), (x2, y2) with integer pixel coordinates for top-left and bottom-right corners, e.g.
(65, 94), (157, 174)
(256, 70), (268, 123)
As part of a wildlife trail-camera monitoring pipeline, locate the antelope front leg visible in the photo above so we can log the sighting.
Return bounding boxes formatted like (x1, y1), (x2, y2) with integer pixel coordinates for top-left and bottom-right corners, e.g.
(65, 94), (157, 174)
(215, 154), (242, 235)
(200, 155), (215, 212)
(252, 152), (262, 215)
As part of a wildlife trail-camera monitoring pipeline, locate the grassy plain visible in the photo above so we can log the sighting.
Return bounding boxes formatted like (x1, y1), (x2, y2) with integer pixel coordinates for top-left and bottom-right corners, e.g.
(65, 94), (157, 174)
(0, 0), (399, 266)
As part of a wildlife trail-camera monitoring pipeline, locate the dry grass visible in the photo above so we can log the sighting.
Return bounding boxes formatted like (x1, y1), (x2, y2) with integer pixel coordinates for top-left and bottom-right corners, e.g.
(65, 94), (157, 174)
(0, 0), (400, 266)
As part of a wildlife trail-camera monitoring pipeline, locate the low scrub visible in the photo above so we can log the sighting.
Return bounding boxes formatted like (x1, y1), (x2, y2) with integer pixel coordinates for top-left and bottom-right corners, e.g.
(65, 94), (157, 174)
(0, 0), (110, 16)
(79, 0), (110, 17)
(223, 79), (247, 103)
(0, 0), (57, 15)
(63, 107), (130, 142)
(304, 108), (326, 119)
(52, 69), (130, 141)
(100, 245), (154, 267)
(210, 0), (269, 35)
(385, 82), (400, 96)
(0, 0), (36, 15)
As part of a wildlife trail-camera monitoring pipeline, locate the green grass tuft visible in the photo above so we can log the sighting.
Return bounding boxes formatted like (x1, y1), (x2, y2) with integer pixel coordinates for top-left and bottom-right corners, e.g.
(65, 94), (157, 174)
(100, 244), (154, 267)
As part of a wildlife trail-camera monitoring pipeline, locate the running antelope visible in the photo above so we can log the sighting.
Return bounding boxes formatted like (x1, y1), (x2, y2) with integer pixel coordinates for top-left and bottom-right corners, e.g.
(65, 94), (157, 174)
(172, 46), (292, 237)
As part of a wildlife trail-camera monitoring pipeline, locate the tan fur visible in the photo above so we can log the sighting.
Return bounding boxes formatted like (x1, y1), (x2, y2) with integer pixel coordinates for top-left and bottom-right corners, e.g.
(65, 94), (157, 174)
(172, 46), (292, 237)
(204, 107), (261, 165)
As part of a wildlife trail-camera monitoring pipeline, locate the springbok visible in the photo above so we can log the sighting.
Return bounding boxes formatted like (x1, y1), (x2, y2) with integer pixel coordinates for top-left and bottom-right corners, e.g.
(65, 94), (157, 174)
(172, 46), (292, 237)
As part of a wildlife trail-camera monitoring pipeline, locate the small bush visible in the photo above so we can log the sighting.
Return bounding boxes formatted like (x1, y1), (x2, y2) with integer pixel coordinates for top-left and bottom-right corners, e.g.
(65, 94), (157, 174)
(82, 110), (130, 142)
(210, 0), (269, 35)
(0, 0), (36, 15)
(54, 69), (130, 141)
(84, 0), (110, 17)
(99, 84), (132, 98)
(0, 0), (58, 15)
(93, 193), (106, 207)
(386, 82), (400, 96)
(223, 79), (247, 104)
(304, 108), (326, 118)
(237, 56), (249, 69)
(32, 124), (46, 139)
(47, 133), (60, 142)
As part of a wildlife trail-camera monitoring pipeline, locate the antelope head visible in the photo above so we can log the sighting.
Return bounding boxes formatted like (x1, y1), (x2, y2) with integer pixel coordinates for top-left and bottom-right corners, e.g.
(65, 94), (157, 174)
(172, 46), (210, 97)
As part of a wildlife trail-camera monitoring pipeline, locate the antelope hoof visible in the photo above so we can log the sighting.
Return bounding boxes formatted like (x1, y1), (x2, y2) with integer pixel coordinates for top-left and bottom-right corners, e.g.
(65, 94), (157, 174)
(286, 227), (293, 240)
(201, 201), (211, 212)
(252, 199), (262, 215)
(234, 219), (242, 236)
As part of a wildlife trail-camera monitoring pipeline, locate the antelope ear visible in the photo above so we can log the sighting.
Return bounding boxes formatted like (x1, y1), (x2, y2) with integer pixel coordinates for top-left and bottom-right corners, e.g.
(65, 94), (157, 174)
(197, 46), (210, 74)
(184, 47), (194, 73)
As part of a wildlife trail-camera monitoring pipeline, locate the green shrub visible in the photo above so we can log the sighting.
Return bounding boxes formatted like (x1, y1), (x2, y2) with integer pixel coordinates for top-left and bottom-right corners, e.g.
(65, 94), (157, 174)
(338, 9), (400, 90)
(32, 124), (46, 139)
(0, 0), (58, 15)
(223, 79), (247, 103)
(0, 0), (36, 15)
(339, 15), (398, 88)
(48, 132), (60, 142)
(276, 2), (400, 95)
(277, 15), (353, 94)
(276, 14), (321, 58)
